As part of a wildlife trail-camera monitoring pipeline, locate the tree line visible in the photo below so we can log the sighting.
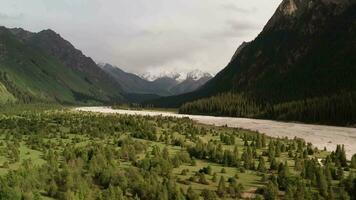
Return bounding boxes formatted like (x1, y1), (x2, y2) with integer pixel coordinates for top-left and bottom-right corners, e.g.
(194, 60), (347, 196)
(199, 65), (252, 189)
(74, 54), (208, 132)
(179, 92), (356, 126)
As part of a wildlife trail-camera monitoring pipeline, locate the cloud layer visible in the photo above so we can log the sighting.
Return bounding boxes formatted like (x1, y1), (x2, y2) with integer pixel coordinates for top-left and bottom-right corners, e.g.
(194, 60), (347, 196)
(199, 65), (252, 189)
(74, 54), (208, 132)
(0, 0), (281, 74)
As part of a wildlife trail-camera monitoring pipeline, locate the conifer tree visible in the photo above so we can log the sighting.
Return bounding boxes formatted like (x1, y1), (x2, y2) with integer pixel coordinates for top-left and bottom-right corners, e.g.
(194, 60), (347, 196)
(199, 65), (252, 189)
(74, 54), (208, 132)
(264, 181), (279, 200)
(350, 154), (356, 169)
(187, 187), (199, 200)
(217, 176), (226, 197)
(258, 156), (267, 173)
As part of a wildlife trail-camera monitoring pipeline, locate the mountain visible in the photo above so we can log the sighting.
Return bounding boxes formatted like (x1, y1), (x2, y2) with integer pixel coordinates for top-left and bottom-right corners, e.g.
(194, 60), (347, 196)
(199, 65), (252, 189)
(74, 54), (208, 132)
(0, 27), (124, 105)
(140, 71), (184, 82)
(170, 70), (212, 95)
(101, 63), (212, 96)
(147, 0), (356, 125)
(99, 63), (169, 96)
(141, 70), (212, 95)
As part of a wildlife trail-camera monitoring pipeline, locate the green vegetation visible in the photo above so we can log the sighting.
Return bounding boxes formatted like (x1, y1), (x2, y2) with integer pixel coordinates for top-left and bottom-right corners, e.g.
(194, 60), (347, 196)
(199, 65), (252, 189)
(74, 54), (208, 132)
(0, 27), (123, 105)
(0, 82), (16, 104)
(0, 109), (354, 199)
(179, 92), (356, 126)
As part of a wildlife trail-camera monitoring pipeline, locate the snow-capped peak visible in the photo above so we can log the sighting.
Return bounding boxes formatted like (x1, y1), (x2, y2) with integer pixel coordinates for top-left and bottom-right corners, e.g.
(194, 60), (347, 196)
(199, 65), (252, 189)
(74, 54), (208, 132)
(139, 69), (212, 82)
(139, 71), (184, 82)
(186, 69), (212, 81)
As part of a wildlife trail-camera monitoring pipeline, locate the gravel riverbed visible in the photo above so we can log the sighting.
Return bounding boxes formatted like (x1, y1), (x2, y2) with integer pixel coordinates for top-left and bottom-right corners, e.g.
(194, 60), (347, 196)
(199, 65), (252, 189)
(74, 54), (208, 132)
(76, 107), (356, 159)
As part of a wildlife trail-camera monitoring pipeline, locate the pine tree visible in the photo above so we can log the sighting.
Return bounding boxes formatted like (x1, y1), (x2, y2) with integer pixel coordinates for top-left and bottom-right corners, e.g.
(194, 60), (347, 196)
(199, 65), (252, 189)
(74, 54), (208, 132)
(212, 173), (218, 183)
(277, 161), (289, 190)
(217, 176), (226, 197)
(327, 186), (335, 200)
(350, 154), (356, 169)
(162, 146), (170, 160)
(258, 156), (267, 173)
(264, 181), (279, 200)
(187, 187), (199, 200)
(317, 168), (328, 197)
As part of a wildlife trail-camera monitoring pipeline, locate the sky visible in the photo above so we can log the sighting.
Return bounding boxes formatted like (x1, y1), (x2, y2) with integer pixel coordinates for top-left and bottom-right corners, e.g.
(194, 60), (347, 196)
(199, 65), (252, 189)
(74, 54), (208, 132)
(0, 0), (281, 75)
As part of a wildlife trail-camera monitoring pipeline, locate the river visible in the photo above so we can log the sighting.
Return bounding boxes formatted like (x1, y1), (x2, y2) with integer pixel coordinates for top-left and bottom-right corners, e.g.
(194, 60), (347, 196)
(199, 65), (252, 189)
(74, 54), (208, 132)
(75, 107), (356, 159)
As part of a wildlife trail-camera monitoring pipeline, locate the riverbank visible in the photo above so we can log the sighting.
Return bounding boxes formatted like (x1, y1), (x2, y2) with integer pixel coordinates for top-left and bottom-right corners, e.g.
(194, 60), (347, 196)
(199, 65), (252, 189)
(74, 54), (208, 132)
(76, 106), (356, 159)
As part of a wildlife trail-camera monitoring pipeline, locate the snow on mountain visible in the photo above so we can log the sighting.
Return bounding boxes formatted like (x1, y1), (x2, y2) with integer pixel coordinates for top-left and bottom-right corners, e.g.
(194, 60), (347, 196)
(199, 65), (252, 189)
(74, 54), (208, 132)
(186, 69), (212, 81)
(139, 69), (212, 82)
(139, 71), (182, 82)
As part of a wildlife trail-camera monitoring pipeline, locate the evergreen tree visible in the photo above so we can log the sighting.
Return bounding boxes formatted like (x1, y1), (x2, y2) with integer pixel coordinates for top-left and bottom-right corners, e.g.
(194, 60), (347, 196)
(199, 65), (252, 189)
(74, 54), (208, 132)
(186, 187), (199, 200)
(350, 154), (356, 169)
(258, 156), (267, 173)
(264, 181), (279, 200)
(217, 176), (226, 197)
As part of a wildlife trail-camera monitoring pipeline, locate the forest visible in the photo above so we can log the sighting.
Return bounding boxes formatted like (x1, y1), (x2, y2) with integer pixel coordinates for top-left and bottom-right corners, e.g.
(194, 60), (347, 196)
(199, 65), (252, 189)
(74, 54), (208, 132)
(179, 92), (356, 126)
(0, 106), (354, 200)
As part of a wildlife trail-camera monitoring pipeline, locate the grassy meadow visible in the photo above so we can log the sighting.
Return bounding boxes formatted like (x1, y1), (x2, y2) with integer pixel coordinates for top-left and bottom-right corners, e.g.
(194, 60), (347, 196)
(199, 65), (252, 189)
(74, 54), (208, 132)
(0, 106), (354, 200)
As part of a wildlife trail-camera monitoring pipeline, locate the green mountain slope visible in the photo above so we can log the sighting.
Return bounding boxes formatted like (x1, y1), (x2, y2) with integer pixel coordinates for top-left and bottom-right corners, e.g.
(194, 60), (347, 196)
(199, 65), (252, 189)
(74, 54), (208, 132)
(147, 0), (356, 125)
(0, 82), (15, 104)
(0, 27), (124, 105)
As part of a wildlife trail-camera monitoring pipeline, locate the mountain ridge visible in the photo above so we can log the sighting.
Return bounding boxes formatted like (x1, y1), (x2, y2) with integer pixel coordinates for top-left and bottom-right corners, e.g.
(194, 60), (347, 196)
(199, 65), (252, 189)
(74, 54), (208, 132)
(145, 0), (356, 125)
(0, 26), (124, 105)
(100, 63), (212, 97)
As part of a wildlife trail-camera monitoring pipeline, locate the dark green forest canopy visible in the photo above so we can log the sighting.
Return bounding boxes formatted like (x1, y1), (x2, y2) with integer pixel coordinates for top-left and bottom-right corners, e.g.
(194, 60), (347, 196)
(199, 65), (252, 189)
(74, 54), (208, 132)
(179, 92), (356, 126)
(0, 110), (354, 200)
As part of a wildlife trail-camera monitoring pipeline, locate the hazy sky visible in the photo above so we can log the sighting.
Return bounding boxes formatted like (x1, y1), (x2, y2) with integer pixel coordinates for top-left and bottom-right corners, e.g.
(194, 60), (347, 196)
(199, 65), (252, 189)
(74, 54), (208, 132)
(0, 0), (281, 74)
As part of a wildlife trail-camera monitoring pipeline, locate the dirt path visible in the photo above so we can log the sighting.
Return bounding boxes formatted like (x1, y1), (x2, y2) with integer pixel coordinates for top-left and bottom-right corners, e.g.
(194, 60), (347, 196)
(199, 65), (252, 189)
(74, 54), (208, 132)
(75, 107), (356, 159)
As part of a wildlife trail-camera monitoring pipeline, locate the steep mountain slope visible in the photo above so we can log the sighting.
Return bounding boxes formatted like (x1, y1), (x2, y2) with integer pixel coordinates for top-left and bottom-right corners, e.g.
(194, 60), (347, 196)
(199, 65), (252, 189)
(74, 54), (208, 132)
(0, 82), (15, 104)
(147, 0), (356, 125)
(0, 27), (124, 105)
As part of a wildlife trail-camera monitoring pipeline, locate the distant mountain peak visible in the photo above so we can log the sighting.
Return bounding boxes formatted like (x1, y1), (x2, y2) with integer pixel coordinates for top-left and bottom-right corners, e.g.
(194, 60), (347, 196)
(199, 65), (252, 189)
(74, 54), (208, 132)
(39, 29), (58, 35)
(139, 71), (183, 82)
(139, 69), (212, 82)
(186, 69), (212, 81)
(8, 28), (34, 40)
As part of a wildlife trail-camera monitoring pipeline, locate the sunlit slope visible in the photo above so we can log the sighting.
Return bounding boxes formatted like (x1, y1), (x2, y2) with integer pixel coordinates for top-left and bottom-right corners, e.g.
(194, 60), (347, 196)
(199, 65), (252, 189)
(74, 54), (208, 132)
(0, 27), (124, 104)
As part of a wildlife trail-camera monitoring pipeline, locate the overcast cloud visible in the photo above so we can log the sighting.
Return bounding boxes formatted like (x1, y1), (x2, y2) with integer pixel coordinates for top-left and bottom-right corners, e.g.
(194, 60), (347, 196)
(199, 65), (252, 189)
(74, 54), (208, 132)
(0, 0), (281, 74)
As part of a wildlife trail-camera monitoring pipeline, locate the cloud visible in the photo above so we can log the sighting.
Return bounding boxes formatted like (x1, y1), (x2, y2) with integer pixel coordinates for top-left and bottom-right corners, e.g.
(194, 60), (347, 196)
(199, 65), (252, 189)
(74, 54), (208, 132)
(0, 12), (23, 20)
(0, 0), (282, 74)
(220, 3), (257, 14)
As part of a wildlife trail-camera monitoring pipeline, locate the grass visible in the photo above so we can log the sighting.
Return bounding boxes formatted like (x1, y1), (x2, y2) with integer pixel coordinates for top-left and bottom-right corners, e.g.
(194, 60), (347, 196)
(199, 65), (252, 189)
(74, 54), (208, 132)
(0, 28), (122, 105)
(0, 109), (351, 199)
(0, 82), (16, 104)
(0, 141), (45, 175)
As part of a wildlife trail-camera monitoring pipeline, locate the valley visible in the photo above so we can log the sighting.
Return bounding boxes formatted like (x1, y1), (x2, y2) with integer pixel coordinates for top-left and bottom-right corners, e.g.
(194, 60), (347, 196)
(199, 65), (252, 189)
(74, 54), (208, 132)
(77, 107), (356, 159)
(0, 107), (354, 199)
(0, 0), (356, 199)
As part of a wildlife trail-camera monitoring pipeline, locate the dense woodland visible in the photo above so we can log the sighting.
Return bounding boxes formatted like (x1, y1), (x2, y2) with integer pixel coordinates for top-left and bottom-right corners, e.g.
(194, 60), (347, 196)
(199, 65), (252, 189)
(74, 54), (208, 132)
(0, 107), (354, 199)
(179, 92), (356, 126)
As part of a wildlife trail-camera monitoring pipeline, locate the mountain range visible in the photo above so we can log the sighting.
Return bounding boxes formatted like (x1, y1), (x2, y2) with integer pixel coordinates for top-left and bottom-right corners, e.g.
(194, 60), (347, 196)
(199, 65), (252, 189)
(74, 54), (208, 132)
(146, 0), (356, 125)
(100, 63), (212, 97)
(0, 26), (212, 105)
(1, 0), (355, 125)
